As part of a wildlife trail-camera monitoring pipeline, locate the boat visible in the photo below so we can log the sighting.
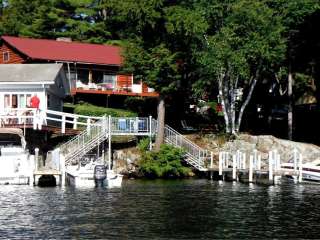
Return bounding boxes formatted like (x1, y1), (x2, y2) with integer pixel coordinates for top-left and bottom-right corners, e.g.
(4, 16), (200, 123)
(0, 128), (34, 185)
(65, 156), (123, 188)
(281, 162), (320, 182)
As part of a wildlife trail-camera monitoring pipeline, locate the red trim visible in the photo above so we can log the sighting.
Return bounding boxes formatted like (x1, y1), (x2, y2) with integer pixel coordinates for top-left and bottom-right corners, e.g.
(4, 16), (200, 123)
(71, 88), (159, 97)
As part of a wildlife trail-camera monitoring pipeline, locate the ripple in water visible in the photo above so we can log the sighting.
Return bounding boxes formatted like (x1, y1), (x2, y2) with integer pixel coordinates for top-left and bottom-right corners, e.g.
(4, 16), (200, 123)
(0, 180), (319, 239)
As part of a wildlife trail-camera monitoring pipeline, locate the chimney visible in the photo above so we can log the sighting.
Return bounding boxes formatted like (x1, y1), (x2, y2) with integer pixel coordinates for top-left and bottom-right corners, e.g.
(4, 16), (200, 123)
(56, 37), (72, 42)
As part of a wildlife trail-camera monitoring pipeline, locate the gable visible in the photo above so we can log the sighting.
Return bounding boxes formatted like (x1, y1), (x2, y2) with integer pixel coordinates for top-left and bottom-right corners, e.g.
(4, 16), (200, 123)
(0, 41), (26, 64)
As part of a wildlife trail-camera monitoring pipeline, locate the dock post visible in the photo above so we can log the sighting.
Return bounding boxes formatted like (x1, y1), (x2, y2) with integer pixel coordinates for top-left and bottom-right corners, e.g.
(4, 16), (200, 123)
(242, 153), (246, 170)
(268, 151), (273, 182)
(35, 148), (39, 171)
(293, 148), (298, 172)
(232, 154), (237, 180)
(59, 151), (66, 187)
(253, 149), (257, 169)
(257, 155), (261, 170)
(225, 153), (229, 168)
(298, 153), (303, 183)
(236, 150), (240, 168)
(219, 152), (223, 179)
(29, 154), (36, 186)
(249, 155), (253, 183)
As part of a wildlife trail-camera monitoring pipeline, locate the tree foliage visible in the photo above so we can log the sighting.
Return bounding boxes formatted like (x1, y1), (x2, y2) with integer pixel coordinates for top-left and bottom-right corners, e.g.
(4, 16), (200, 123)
(0, 0), (320, 136)
(196, 0), (286, 134)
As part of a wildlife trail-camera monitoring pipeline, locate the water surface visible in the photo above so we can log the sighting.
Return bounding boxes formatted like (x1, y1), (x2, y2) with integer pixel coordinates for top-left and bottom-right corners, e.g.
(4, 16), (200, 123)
(0, 180), (320, 239)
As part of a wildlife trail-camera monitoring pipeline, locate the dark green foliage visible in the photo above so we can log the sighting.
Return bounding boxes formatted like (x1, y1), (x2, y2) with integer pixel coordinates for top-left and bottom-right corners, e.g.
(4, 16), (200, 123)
(138, 141), (191, 179)
(73, 103), (137, 117)
(1, 0), (320, 137)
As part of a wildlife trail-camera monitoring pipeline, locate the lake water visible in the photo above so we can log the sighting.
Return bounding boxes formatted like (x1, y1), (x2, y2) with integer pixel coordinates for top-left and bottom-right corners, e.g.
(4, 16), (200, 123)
(1, 179), (320, 239)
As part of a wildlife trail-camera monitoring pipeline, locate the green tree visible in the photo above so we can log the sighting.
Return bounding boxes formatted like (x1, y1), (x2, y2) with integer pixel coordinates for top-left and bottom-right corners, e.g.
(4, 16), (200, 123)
(270, 0), (320, 139)
(196, 0), (286, 134)
(120, 1), (208, 150)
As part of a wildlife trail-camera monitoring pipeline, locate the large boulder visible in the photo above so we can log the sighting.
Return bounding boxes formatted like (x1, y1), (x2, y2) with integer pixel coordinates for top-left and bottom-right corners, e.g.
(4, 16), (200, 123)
(221, 134), (320, 165)
(113, 147), (141, 177)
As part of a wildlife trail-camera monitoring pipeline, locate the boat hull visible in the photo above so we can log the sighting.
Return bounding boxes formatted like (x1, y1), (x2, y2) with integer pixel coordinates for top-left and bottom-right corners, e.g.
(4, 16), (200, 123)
(281, 163), (320, 182)
(65, 167), (123, 188)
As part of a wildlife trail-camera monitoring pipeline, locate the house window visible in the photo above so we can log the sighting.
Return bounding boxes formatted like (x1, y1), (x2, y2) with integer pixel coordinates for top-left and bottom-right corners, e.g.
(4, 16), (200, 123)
(3, 52), (9, 62)
(11, 95), (18, 108)
(103, 74), (116, 89)
(77, 69), (89, 84)
(4, 94), (10, 108)
(92, 71), (103, 83)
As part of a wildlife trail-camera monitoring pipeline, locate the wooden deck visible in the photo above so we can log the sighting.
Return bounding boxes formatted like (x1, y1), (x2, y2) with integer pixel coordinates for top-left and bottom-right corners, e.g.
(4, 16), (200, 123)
(0, 123), (80, 136)
(71, 88), (159, 97)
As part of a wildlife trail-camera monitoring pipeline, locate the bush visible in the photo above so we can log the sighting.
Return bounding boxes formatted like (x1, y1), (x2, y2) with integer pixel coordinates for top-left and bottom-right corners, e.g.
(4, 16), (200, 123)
(73, 103), (137, 117)
(138, 142), (192, 178)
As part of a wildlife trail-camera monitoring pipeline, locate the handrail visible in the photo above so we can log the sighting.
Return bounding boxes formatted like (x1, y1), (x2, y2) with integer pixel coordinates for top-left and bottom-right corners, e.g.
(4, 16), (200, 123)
(164, 124), (210, 170)
(60, 116), (108, 165)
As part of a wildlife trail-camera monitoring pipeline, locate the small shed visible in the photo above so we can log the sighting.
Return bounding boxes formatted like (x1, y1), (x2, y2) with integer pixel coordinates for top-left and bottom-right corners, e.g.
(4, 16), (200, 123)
(0, 64), (69, 112)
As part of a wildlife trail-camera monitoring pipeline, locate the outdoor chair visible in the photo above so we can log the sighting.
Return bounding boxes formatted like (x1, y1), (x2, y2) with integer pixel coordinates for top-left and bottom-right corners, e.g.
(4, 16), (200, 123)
(181, 120), (197, 132)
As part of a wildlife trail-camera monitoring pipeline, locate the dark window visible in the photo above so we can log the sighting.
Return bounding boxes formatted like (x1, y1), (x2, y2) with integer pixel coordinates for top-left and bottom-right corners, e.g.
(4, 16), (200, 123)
(3, 52), (9, 62)
(92, 71), (103, 83)
(77, 69), (89, 84)
(12, 94), (18, 108)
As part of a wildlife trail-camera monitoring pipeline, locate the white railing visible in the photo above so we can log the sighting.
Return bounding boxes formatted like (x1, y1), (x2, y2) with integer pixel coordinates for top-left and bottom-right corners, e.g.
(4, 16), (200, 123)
(165, 125), (211, 171)
(111, 116), (153, 135)
(45, 109), (102, 131)
(60, 117), (108, 166)
(1, 108), (212, 171)
(0, 108), (37, 126)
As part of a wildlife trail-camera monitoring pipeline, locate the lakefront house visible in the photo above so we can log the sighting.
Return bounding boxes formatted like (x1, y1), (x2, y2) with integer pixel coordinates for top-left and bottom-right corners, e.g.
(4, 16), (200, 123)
(0, 64), (69, 113)
(0, 36), (158, 98)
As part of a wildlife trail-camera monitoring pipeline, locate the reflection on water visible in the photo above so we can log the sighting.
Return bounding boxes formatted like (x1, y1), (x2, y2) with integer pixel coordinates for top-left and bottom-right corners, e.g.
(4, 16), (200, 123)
(0, 180), (320, 239)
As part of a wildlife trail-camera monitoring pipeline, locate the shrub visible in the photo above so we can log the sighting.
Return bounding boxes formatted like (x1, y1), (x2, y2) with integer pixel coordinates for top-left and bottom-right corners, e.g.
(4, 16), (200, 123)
(73, 103), (137, 117)
(138, 142), (192, 178)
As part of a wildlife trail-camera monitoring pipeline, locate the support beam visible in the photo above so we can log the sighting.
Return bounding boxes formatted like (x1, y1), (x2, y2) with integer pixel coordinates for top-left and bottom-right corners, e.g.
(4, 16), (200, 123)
(108, 115), (111, 170)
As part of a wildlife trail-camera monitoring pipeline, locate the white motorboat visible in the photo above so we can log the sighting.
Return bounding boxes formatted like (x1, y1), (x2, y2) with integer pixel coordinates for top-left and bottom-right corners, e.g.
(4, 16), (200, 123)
(281, 162), (320, 182)
(65, 159), (123, 188)
(0, 128), (34, 185)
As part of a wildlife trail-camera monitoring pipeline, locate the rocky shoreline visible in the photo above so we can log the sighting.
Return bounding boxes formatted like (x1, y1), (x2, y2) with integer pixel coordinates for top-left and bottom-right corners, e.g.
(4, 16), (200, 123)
(113, 134), (320, 177)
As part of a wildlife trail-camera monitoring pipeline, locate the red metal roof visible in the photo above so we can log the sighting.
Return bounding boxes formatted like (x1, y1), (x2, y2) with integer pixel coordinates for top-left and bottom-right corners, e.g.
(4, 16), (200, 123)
(1, 36), (122, 66)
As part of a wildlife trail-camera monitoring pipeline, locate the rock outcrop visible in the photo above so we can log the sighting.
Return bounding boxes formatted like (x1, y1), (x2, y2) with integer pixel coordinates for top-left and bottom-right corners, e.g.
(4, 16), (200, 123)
(221, 134), (320, 165)
(112, 147), (141, 177)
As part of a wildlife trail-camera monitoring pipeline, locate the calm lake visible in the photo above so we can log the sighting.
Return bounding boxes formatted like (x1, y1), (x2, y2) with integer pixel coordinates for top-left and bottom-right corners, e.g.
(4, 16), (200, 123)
(0, 179), (320, 239)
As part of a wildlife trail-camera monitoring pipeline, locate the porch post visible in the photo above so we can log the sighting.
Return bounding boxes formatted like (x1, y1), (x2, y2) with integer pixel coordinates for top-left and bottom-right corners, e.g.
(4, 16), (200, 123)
(61, 115), (66, 134)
